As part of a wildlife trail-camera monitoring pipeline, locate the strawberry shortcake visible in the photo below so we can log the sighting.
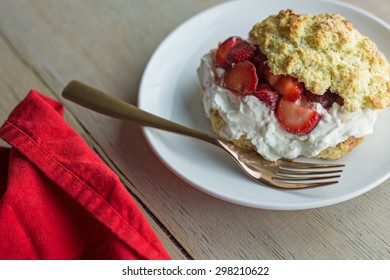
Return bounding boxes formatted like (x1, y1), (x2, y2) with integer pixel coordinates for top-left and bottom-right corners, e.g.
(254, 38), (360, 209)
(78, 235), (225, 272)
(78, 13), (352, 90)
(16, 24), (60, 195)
(198, 10), (390, 161)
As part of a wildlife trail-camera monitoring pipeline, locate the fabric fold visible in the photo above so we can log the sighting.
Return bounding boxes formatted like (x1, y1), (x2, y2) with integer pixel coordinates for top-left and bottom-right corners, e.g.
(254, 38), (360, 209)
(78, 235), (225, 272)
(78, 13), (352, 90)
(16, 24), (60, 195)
(0, 90), (170, 260)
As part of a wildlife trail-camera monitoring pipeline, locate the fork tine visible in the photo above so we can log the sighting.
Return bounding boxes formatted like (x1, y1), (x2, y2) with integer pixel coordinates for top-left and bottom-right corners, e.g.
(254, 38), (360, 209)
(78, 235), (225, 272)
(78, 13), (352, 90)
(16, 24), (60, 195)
(279, 159), (345, 169)
(273, 174), (341, 182)
(267, 180), (340, 189)
(219, 139), (345, 189)
(277, 169), (343, 176)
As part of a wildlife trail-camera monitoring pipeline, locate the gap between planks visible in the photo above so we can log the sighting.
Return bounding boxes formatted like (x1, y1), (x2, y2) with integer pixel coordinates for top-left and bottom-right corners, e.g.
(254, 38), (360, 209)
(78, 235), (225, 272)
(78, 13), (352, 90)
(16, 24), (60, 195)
(0, 29), (190, 259)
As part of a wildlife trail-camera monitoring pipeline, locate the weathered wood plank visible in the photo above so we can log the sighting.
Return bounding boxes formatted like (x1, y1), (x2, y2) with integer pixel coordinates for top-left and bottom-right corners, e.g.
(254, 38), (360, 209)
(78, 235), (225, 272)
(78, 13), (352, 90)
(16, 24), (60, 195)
(0, 32), (186, 260)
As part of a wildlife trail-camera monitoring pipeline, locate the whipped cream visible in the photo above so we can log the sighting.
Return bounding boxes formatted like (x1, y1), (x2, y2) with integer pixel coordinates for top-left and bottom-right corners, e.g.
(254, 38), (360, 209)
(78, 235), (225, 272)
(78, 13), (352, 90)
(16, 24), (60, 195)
(198, 53), (378, 161)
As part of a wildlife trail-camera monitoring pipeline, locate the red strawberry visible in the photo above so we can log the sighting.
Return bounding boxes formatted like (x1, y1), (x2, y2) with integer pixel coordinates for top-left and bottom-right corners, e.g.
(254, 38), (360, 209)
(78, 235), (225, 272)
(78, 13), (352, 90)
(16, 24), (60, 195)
(215, 36), (243, 68)
(227, 41), (255, 65)
(264, 66), (303, 102)
(252, 51), (268, 81)
(276, 98), (321, 135)
(253, 84), (280, 110)
(303, 89), (344, 109)
(223, 61), (258, 95)
(257, 83), (272, 91)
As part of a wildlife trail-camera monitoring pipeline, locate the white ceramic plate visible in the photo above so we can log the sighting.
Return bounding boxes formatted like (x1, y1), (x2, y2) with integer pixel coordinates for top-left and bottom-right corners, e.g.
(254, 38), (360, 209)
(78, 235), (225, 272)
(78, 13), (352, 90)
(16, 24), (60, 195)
(138, 0), (390, 210)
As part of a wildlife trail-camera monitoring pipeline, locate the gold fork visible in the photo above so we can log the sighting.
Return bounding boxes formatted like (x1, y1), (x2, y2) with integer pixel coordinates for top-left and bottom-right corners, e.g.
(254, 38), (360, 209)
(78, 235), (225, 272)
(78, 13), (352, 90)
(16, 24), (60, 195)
(62, 81), (344, 189)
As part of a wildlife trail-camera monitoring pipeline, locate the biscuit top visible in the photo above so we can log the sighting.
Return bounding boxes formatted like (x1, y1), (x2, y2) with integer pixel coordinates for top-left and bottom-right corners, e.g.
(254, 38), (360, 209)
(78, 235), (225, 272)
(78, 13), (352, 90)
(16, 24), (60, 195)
(249, 9), (390, 112)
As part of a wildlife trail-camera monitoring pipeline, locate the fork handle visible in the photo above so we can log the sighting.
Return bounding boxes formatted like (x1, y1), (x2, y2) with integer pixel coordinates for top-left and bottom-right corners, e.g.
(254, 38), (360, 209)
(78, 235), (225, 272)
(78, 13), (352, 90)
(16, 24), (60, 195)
(62, 80), (218, 145)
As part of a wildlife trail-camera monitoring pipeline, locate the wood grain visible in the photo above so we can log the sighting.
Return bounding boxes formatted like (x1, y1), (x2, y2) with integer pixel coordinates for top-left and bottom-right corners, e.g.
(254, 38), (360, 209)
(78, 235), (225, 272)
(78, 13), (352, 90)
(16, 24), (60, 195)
(1, 0), (389, 259)
(0, 28), (186, 260)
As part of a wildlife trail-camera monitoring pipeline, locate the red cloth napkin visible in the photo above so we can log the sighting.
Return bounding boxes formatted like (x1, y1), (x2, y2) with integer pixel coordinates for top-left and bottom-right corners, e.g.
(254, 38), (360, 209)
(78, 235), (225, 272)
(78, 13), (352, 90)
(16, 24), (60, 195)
(0, 90), (171, 260)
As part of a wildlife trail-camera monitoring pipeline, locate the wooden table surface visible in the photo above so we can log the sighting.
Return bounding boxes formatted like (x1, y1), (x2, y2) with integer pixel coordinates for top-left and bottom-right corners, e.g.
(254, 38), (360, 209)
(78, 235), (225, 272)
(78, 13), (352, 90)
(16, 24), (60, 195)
(1, 0), (389, 260)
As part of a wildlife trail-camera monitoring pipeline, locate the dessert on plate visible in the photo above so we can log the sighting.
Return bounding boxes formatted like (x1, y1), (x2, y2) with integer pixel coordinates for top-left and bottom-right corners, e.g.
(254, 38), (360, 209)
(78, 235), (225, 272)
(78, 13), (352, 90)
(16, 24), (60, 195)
(197, 9), (390, 161)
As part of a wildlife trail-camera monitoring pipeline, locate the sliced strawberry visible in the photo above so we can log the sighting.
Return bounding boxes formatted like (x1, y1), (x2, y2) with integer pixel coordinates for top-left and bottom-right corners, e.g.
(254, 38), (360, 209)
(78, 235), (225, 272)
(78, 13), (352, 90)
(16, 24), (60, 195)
(264, 66), (303, 102)
(257, 83), (272, 91)
(215, 36), (243, 68)
(252, 50), (268, 81)
(303, 89), (344, 109)
(276, 98), (321, 135)
(253, 85), (280, 110)
(223, 61), (258, 95)
(227, 41), (255, 65)
(264, 66), (279, 86)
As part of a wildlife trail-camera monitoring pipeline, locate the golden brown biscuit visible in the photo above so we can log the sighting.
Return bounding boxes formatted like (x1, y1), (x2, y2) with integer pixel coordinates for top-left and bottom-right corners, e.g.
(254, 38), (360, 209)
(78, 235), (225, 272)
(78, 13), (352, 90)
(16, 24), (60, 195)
(315, 136), (364, 160)
(249, 9), (390, 112)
